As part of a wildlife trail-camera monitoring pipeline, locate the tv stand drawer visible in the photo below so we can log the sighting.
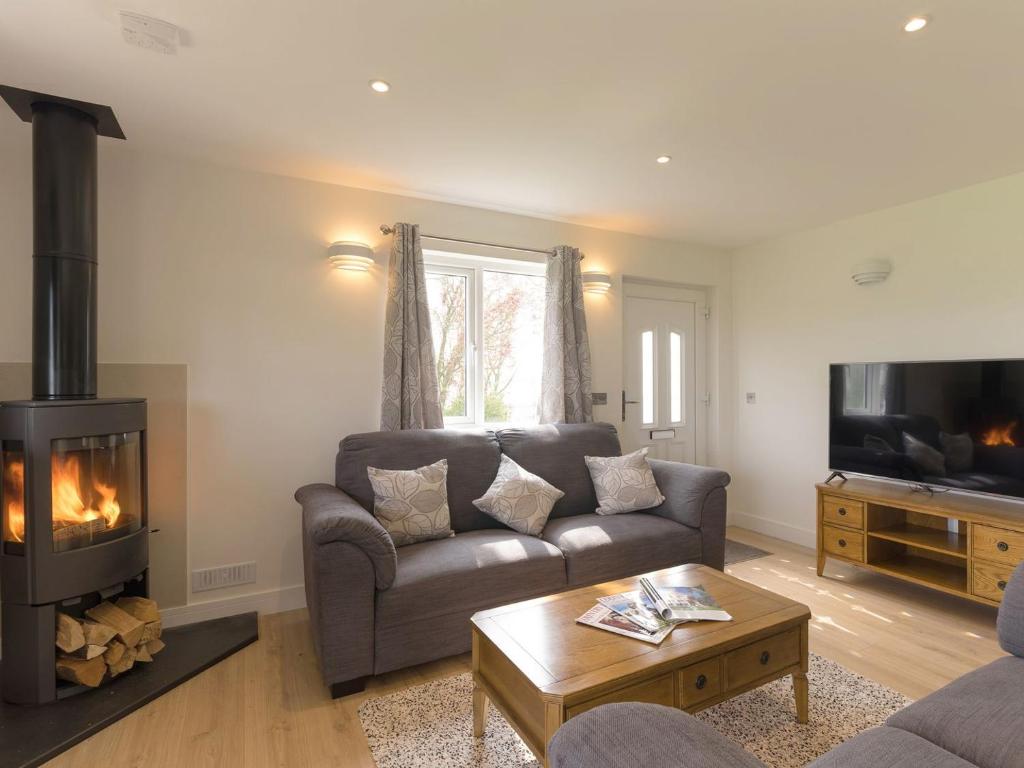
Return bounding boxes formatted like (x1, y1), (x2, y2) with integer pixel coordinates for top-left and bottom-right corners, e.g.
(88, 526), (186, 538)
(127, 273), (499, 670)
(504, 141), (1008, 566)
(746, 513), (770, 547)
(972, 524), (1024, 567)
(822, 496), (864, 529)
(823, 526), (864, 562)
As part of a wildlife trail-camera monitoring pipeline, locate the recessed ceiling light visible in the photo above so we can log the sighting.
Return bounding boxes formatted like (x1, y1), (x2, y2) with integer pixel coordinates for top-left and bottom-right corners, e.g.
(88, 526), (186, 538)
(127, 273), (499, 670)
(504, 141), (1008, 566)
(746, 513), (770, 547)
(369, 80), (391, 93)
(904, 16), (928, 32)
(656, 155), (672, 164)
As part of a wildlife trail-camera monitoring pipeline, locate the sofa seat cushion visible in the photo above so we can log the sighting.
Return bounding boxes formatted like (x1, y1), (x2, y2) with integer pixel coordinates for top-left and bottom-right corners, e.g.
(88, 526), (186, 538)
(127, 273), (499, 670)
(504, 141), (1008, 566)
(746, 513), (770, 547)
(886, 656), (1024, 768)
(375, 530), (566, 630)
(541, 512), (700, 587)
(807, 726), (976, 768)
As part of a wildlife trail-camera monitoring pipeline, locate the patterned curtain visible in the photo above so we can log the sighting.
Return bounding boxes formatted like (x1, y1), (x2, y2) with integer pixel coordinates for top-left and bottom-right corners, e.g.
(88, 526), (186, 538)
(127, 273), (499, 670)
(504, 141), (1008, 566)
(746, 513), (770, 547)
(379, 223), (445, 431)
(540, 246), (594, 423)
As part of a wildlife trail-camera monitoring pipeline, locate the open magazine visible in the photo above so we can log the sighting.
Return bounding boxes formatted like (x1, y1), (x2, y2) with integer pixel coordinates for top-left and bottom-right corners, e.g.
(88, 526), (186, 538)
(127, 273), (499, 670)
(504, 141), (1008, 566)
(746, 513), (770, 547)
(637, 579), (732, 622)
(596, 591), (678, 633)
(576, 605), (673, 644)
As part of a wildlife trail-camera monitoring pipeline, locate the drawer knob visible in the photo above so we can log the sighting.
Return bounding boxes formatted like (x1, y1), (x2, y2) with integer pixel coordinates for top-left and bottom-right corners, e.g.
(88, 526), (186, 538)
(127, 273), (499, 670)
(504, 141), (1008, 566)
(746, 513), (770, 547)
(838, 508), (847, 516)
(760, 651), (771, 665)
(998, 580), (1008, 591)
(838, 538), (847, 548)
(695, 674), (707, 690)
(997, 541), (1010, 552)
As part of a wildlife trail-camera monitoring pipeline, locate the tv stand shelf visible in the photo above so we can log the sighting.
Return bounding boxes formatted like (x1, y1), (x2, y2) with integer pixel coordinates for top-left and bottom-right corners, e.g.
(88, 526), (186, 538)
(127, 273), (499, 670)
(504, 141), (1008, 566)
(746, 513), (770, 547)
(817, 478), (1024, 606)
(868, 523), (967, 559)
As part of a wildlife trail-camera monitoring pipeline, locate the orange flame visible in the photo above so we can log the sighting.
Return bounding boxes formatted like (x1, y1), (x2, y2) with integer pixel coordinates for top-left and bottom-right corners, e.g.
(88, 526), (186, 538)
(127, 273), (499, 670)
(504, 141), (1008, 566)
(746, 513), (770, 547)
(51, 454), (122, 532)
(981, 420), (1018, 447)
(3, 458), (25, 543)
(2, 455), (121, 544)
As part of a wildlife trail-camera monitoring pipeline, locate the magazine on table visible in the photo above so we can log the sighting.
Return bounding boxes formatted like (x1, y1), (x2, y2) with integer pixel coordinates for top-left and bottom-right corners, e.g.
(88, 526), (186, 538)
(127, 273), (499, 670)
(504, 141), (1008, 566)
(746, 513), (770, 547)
(576, 604), (673, 644)
(596, 591), (683, 633)
(637, 578), (733, 622)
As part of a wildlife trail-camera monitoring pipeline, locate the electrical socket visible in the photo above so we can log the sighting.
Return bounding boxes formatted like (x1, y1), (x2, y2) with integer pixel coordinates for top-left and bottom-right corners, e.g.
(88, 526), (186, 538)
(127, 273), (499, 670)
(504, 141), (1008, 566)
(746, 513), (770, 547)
(746, 392), (757, 404)
(191, 561), (256, 593)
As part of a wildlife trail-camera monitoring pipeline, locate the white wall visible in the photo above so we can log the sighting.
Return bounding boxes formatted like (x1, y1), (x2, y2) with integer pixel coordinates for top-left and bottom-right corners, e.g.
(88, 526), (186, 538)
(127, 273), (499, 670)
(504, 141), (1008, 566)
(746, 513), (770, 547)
(0, 123), (732, 613)
(730, 172), (1024, 546)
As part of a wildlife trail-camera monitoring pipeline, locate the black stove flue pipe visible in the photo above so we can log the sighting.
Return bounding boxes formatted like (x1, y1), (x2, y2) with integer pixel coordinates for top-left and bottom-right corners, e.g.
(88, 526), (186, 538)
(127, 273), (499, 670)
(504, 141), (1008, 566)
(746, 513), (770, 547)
(32, 101), (99, 400)
(0, 85), (125, 400)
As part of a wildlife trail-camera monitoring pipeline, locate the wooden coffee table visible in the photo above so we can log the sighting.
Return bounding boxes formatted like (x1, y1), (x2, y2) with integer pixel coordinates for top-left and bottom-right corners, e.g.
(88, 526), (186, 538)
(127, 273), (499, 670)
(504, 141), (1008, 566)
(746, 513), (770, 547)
(471, 563), (810, 766)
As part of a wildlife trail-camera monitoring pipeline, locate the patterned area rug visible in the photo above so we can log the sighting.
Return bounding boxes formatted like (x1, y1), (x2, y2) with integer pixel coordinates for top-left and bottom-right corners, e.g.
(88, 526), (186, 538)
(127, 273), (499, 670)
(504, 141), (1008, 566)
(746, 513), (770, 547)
(358, 654), (911, 768)
(725, 538), (772, 565)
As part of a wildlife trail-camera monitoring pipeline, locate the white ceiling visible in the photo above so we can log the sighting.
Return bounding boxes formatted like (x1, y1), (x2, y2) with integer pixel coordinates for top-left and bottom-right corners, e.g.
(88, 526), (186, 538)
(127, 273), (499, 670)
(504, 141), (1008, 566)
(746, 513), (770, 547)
(3, 1), (1024, 247)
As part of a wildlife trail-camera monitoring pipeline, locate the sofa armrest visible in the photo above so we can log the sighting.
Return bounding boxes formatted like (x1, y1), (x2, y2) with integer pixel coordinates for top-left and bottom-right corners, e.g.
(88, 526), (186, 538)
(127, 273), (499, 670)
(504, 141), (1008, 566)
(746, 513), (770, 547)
(548, 703), (766, 768)
(998, 562), (1024, 657)
(295, 483), (398, 590)
(648, 460), (730, 529)
(648, 460), (730, 570)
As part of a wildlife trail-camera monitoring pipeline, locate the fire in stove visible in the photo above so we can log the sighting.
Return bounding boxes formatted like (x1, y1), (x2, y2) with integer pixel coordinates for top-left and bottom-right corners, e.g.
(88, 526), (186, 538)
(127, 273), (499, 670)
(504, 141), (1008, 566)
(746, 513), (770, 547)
(980, 419), (1020, 447)
(2, 434), (141, 553)
(2, 456), (23, 542)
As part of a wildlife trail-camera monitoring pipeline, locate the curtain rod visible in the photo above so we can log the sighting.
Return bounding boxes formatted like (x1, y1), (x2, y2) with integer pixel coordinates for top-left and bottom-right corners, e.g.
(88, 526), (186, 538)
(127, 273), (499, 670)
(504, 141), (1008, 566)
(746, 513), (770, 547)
(379, 225), (568, 258)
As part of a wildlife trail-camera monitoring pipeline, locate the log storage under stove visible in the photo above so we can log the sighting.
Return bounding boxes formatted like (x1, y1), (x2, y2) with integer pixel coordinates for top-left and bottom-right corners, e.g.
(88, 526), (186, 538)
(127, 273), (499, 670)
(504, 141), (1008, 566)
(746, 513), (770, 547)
(0, 85), (154, 704)
(55, 597), (164, 688)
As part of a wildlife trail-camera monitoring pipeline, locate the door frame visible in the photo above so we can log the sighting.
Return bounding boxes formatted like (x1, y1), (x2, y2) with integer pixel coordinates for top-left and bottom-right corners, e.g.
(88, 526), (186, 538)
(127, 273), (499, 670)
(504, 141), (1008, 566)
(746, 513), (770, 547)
(621, 279), (709, 466)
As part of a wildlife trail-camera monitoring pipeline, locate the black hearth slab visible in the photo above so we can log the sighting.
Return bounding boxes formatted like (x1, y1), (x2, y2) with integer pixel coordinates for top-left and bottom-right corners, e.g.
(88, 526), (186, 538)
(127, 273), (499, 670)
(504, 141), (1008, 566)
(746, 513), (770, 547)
(0, 611), (258, 768)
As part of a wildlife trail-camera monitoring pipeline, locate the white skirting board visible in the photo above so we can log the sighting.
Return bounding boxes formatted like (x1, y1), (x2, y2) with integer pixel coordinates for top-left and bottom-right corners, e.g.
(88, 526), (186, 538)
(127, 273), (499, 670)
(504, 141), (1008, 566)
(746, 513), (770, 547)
(159, 584), (307, 629)
(729, 511), (816, 550)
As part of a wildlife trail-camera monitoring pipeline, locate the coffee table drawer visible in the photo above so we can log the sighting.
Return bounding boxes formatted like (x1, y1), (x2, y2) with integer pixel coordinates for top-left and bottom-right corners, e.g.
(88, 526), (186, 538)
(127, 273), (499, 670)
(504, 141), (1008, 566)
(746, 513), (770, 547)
(822, 526), (864, 562)
(724, 628), (801, 692)
(566, 673), (674, 718)
(822, 496), (864, 529)
(973, 524), (1024, 567)
(678, 656), (722, 708)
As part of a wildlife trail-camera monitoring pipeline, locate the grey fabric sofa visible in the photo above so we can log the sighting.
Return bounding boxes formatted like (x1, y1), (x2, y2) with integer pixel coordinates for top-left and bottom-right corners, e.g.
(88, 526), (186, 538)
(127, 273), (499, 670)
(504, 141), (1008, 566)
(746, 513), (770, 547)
(295, 422), (730, 697)
(548, 561), (1024, 768)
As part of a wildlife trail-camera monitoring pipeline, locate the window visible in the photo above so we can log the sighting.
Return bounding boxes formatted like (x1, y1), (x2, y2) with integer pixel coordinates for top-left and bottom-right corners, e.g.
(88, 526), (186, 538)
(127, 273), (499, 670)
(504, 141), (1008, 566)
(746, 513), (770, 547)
(424, 251), (546, 426)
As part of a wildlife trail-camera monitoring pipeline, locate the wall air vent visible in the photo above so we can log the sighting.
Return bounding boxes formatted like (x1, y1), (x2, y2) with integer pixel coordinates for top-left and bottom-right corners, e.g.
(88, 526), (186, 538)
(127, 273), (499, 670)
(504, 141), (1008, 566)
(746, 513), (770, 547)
(120, 11), (181, 55)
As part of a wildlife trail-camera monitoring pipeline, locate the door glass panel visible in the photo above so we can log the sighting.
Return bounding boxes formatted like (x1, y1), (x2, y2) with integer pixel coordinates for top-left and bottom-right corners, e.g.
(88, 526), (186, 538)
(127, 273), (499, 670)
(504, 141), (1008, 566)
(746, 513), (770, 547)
(2, 442), (25, 553)
(641, 330), (655, 424)
(670, 331), (683, 423)
(50, 433), (143, 553)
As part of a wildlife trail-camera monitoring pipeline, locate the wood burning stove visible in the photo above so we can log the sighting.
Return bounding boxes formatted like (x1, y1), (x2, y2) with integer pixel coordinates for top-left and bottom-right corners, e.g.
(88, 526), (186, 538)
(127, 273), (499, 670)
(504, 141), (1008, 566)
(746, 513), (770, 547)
(0, 86), (150, 704)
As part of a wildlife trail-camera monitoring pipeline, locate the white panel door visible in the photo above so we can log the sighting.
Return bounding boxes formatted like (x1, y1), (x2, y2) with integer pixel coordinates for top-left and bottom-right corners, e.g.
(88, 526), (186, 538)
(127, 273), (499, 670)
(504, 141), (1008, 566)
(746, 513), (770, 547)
(622, 292), (702, 463)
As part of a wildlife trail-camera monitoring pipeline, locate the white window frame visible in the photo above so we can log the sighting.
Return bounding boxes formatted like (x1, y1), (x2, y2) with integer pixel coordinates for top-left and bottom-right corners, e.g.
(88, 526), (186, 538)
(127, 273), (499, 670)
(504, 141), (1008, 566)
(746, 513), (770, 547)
(423, 249), (546, 428)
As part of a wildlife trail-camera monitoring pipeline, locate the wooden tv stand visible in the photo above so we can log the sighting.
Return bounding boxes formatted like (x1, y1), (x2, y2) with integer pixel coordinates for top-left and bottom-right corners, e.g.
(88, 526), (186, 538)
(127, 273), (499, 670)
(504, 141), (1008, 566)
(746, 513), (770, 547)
(817, 477), (1024, 606)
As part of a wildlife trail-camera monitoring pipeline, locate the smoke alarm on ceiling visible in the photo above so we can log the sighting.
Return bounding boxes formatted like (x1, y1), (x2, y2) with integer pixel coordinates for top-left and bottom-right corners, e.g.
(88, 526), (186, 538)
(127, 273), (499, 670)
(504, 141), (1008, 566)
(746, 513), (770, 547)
(120, 11), (180, 54)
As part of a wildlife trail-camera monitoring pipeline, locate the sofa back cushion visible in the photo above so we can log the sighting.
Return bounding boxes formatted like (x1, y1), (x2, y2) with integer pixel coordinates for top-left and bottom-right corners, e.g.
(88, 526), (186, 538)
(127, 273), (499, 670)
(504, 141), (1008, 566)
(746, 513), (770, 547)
(336, 429), (502, 533)
(496, 423), (621, 519)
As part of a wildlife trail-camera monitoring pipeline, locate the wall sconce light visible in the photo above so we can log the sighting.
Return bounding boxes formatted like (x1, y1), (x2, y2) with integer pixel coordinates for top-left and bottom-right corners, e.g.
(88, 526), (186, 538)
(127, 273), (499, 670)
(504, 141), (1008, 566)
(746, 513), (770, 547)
(582, 271), (612, 294)
(328, 241), (375, 272)
(851, 258), (892, 286)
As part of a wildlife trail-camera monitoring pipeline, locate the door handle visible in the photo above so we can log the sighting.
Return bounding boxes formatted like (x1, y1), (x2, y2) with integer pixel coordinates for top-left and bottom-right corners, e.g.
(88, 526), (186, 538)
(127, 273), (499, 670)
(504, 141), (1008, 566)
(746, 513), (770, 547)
(621, 391), (639, 421)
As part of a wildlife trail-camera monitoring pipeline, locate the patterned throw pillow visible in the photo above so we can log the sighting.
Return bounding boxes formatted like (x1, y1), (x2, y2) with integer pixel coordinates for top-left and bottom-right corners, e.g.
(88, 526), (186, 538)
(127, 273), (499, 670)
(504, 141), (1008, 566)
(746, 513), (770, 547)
(367, 459), (453, 547)
(472, 455), (565, 537)
(585, 448), (665, 515)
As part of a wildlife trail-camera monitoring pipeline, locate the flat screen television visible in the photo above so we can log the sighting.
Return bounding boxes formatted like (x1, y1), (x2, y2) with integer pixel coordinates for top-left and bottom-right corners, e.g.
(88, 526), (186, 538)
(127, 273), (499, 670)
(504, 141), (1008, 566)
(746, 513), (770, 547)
(829, 359), (1024, 501)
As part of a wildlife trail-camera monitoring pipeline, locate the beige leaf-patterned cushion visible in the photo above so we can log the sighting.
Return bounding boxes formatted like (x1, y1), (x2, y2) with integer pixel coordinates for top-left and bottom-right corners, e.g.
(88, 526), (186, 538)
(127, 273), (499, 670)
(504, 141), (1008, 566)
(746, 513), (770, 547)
(584, 448), (665, 515)
(367, 459), (453, 547)
(472, 455), (565, 537)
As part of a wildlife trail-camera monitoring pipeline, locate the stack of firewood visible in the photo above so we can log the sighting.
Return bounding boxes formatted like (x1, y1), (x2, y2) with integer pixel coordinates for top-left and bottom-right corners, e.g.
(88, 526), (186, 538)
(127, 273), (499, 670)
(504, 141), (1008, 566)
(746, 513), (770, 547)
(54, 597), (165, 688)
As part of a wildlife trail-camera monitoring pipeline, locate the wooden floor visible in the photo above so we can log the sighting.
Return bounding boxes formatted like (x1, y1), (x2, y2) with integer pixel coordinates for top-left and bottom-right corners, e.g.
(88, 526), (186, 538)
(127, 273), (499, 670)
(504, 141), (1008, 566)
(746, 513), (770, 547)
(45, 527), (1004, 768)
